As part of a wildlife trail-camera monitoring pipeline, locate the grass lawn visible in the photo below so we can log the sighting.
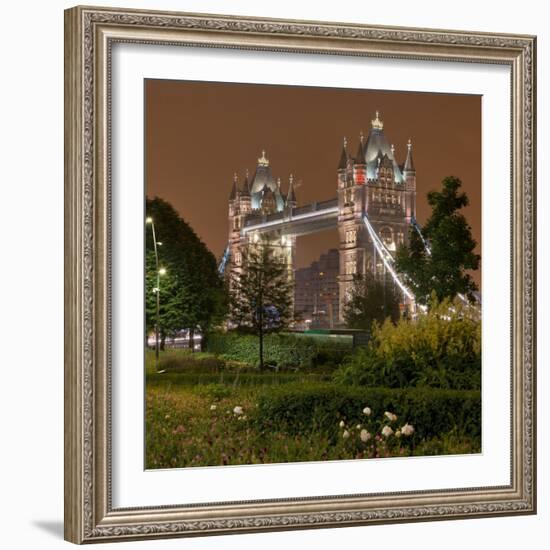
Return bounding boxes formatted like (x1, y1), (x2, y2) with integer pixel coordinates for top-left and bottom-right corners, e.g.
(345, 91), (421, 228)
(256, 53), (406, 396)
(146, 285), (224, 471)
(145, 350), (480, 469)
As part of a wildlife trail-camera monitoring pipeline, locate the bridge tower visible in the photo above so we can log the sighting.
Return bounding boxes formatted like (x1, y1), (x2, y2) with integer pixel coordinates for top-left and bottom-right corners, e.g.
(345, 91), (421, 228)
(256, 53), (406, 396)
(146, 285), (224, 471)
(227, 151), (296, 294)
(227, 171), (251, 285)
(337, 112), (416, 321)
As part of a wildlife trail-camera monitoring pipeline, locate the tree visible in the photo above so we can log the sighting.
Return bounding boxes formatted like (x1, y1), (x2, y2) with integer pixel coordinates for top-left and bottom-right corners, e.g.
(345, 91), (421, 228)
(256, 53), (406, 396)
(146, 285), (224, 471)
(396, 176), (481, 306)
(145, 249), (180, 349)
(343, 272), (402, 330)
(229, 237), (293, 369)
(145, 197), (227, 350)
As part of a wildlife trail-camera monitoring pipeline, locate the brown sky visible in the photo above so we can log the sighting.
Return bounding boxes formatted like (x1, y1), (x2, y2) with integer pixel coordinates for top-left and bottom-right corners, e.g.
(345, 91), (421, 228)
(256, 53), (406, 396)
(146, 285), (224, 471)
(145, 79), (481, 287)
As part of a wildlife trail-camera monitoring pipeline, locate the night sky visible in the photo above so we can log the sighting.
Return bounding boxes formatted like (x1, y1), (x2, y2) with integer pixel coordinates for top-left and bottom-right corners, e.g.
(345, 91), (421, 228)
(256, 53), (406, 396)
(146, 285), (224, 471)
(145, 79), (481, 287)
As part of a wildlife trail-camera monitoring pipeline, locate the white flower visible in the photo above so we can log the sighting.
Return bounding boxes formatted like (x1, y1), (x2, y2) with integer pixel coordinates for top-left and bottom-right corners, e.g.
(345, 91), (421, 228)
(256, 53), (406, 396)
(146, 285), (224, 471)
(363, 407), (372, 416)
(164, 414), (171, 419)
(356, 424), (362, 430)
(233, 406), (243, 415)
(342, 430), (350, 439)
(210, 404), (217, 411)
(401, 423), (415, 436)
(384, 411), (398, 422)
(339, 420), (345, 428)
(395, 430), (402, 438)
(360, 429), (371, 442)
(382, 425), (394, 437)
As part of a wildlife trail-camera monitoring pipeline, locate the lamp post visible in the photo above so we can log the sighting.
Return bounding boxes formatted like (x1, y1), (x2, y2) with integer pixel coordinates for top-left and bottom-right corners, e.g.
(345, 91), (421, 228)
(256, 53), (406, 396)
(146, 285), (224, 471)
(146, 217), (165, 372)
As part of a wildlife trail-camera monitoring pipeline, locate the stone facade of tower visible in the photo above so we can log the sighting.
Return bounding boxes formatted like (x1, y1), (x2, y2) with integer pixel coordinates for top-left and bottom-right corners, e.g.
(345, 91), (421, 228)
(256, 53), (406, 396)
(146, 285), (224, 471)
(227, 151), (296, 293)
(337, 112), (417, 321)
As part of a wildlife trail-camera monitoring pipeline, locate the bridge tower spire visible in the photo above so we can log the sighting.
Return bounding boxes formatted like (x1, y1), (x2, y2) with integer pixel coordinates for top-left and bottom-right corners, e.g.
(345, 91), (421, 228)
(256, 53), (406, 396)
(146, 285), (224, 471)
(403, 139), (417, 222)
(337, 137), (348, 172)
(286, 173), (297, 208)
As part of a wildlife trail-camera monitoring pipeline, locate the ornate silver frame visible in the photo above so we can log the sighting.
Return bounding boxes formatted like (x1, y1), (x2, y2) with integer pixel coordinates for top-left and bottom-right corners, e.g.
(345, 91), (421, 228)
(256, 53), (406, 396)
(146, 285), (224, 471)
(64, 5), (537, 544)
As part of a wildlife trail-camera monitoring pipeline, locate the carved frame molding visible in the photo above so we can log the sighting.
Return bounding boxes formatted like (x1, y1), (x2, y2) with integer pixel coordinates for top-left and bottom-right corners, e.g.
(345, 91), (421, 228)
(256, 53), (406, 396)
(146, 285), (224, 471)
(64, 6), (536, 543)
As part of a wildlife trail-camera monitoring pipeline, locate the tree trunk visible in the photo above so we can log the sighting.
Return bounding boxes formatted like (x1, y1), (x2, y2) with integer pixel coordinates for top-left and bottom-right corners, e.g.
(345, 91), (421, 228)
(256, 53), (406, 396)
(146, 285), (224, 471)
(188, 327), (195, 352)
(200, 330), (207, 352)
(258, 293), (264, 370)
(259, 327), (264, 370)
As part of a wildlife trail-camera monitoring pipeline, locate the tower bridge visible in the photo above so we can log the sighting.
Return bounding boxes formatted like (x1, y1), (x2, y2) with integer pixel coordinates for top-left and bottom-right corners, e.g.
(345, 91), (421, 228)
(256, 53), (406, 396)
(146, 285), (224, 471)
(224, 112), (418, 322)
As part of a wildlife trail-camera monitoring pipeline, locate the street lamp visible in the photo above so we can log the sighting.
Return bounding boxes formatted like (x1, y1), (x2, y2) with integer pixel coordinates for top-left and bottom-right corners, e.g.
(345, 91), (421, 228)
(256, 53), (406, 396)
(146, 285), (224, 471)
(146, 217), (165, 372)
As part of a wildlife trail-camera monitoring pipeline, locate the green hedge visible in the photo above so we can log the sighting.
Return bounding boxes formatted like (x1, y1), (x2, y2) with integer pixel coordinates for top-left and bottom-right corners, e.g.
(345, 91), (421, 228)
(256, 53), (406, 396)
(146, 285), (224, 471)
(206, 332), (351, 369)
(156, 350), (225, 373)
(254, 383), (481, 442)
(146, 371), (332, 388)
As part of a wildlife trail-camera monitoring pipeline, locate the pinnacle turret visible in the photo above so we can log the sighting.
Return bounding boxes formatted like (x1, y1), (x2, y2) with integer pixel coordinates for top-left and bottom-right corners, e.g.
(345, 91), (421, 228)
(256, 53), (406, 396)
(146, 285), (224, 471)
(241, 170), (250, 196)
(404, 139), (415, 172)
(338, 137), (348, 170)
(229, 172), (238, 200)
(355, 138), (365, 165)
(286, 173), (297, 207)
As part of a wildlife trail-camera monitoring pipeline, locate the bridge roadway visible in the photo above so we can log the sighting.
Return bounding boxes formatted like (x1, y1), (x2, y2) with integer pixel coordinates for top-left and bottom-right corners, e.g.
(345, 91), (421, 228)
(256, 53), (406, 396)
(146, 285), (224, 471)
(242, 198), (338, 237)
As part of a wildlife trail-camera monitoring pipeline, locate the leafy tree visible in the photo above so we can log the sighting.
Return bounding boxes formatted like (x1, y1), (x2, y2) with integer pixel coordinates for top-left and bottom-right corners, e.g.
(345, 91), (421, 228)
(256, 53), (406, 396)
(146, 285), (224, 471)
(145, 197), (227, 351)
(229, 237), (293, 370)
(145, 250), (180, 348)
(343, 272), (402, 330)
(396, 176), (480, 305)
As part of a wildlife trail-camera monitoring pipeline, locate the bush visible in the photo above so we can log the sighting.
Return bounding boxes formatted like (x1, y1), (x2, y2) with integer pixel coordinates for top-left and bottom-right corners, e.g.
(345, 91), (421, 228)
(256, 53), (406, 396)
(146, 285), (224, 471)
(254, 383), (481, 442)
(206, 332), (351, 370)
(334, 299), (481, 390)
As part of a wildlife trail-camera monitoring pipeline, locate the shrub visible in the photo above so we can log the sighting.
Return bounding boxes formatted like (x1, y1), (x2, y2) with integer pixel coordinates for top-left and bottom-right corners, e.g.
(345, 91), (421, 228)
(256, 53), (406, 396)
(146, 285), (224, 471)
(207, 332), (351, 369)
(334, 298), (481, 390)
(254, 383), (481, 442)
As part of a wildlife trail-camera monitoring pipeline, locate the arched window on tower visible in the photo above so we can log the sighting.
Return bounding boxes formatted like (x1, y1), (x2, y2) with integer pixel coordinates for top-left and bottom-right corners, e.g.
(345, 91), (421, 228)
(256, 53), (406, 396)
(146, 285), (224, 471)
(345, 228), (357, 244)
(345, 260), (356, 275)
(380, 226), (396, 251)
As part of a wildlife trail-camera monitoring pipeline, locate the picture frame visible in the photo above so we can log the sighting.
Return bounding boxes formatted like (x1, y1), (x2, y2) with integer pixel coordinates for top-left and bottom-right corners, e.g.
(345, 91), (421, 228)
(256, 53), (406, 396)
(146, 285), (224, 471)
(64, 5), (536, 544)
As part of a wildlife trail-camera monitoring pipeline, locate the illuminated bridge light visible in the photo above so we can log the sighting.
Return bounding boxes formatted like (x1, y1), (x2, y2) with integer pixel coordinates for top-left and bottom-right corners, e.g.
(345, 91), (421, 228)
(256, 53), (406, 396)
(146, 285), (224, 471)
(218, 244), (231, 275)
(362, 215), (415, 301)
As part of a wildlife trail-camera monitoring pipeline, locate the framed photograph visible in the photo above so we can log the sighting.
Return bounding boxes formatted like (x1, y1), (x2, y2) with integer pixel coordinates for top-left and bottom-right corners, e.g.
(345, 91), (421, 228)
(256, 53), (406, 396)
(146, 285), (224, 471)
(64, 5), (536, 544)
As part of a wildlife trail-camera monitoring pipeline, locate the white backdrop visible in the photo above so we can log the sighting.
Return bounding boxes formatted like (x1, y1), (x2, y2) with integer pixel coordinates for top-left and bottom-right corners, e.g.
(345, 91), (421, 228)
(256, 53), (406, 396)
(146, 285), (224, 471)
(0, 0), (547, 548)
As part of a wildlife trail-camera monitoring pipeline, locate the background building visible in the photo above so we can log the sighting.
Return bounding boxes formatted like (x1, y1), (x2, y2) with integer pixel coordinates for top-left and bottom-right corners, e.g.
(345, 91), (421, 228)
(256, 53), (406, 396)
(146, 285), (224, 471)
(294, 249), (340, 329)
